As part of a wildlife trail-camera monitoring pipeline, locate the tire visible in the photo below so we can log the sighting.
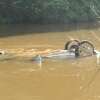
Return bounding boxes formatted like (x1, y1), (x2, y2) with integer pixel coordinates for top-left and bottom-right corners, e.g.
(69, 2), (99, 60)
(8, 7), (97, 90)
(78, 40), (95, 57)
(71, 44), (80, 57)
(64, 40), (80, 50)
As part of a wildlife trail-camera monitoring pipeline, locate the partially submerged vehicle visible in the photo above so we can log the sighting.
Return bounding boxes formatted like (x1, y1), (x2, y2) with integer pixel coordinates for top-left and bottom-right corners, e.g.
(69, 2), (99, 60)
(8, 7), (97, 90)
(32, 39), (100, 65)
(38, 40), (95, 59)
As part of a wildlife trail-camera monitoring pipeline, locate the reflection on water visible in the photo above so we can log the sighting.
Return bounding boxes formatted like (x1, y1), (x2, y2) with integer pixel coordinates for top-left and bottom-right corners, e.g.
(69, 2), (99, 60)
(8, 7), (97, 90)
(0, 25), (100, 100)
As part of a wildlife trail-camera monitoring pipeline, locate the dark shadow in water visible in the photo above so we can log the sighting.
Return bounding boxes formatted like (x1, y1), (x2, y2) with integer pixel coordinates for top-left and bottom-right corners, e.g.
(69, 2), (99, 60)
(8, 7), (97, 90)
(0, 22), (99, 37)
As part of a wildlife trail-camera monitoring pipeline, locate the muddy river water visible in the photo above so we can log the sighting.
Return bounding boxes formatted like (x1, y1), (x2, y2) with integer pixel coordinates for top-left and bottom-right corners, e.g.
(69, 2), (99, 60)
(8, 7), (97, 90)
(0, 24), (100, 100)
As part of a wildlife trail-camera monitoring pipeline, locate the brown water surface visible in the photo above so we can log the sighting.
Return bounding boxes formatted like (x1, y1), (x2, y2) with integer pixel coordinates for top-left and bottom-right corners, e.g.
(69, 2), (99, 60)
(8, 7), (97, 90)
(0, 25), (100, 100)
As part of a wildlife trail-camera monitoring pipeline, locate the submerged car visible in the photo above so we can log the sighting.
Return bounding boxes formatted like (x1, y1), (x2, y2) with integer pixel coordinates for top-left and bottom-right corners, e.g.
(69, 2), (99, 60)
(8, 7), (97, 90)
(32, 40), (96, 61)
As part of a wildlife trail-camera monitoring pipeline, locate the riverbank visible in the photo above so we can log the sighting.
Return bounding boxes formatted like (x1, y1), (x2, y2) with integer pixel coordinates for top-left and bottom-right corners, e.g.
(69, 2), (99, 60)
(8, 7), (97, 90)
(0, 22), (99, 37)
